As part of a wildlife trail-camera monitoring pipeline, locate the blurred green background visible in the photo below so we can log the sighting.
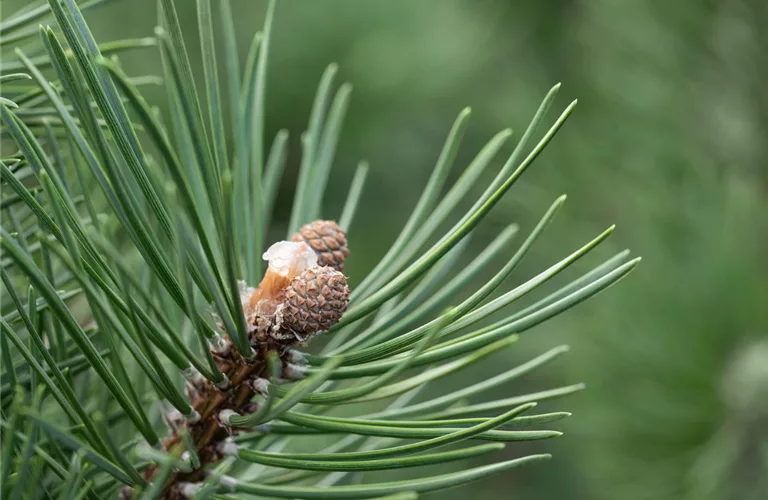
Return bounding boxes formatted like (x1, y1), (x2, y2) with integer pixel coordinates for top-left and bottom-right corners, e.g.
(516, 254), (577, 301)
(10, 0), (768, 498)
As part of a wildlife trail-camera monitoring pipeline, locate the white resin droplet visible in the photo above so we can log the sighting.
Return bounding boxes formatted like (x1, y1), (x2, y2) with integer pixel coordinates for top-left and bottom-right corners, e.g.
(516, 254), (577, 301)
(262, 241), (317, 276)
(237, 279), (256, 306)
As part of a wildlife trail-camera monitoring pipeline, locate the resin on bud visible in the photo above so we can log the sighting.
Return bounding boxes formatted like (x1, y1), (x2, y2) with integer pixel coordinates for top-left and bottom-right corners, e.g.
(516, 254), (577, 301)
(244, 238), (350, 347)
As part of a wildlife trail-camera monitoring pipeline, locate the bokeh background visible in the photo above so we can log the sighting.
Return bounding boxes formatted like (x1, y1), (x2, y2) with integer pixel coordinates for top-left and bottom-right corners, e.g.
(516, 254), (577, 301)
(8, 0), (768, 498)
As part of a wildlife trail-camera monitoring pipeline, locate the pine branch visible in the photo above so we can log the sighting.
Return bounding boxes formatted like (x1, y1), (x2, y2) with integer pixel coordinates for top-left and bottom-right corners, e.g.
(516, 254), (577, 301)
(0, 0), (640, 498)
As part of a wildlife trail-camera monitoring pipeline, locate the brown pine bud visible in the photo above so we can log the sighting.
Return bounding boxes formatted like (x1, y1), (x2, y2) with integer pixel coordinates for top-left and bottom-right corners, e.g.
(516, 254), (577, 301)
(279, 266), (349, 341)
(291, 220), (350, 271)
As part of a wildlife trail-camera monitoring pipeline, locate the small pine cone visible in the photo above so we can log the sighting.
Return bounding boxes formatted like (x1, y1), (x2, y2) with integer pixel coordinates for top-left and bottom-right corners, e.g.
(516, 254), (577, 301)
(291, 220), (350, 271)
(280, 266), (349, 340)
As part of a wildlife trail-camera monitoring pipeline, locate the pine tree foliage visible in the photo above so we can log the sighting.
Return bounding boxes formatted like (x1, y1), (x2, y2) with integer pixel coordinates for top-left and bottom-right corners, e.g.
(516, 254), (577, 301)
(0, 0), (639, 498)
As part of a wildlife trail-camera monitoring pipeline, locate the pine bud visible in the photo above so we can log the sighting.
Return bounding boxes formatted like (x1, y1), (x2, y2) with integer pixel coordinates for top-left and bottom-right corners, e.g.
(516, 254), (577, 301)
(279, 266), (349, 340)
(291, 220), (350, 271)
